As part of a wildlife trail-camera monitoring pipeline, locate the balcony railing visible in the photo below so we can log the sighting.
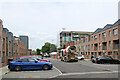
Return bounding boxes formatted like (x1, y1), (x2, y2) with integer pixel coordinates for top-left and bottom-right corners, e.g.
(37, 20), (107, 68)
(113, 45), (119, 49)
(102, 47), (107, 50)
(94, 47), (98, 51)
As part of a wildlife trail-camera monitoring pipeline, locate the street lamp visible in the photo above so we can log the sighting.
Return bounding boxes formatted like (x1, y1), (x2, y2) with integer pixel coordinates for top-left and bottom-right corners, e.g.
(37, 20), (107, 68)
(50, 40), (54, 53)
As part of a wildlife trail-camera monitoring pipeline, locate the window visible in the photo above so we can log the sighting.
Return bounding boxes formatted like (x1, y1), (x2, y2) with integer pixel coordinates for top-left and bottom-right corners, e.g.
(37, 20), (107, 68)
(88, 36), (90, 42)
(2, 38), (5, 50)
(18, 59), (28, 62)
(28, 59), (35, 62)
(92, 36), (93, 41)
(113, 28), (118, 35)
(94, 35), (97, 40)
(86, 38), (87, 42)
(109, 41), (111, 47)
(114, 51), (118, 55)
(79, 47), (80, 51)
(108, 52), (112, 55)
(88, 45), (90, 51)
(109, 31), (111, 37)
(99, 43), (101, 49)
(9, 41), (11, 50)
(102, 32), (106, 38)
(99, 34), (101, 39)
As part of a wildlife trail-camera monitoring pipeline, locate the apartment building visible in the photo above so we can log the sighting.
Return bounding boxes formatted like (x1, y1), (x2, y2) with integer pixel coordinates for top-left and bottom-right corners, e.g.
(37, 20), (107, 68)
(0, 19), (3, 67)
(64, 41), (75, 48)
(74, 19), (120, 60)
(19, 35), (29, 54)
(0, 19), (29, 66)
(14, 36), (26, 59)
(57, 31), (93, 48)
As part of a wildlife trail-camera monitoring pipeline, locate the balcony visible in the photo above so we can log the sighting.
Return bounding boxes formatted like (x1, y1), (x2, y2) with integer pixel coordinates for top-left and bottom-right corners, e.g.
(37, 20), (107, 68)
(102, 42), (107, 50)
(73, 35), (79, 38)
(113, 40), (119, 49)
(94, 43), (98, 51)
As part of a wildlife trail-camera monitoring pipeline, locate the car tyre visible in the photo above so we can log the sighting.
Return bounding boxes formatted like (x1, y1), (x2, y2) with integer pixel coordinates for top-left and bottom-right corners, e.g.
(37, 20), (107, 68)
(43, 65), (49, 70)
(100, 61), (104, 64)
(75, 60), (78, 62)
(15, 66), (21, 71)
(92, 60), (95, 63)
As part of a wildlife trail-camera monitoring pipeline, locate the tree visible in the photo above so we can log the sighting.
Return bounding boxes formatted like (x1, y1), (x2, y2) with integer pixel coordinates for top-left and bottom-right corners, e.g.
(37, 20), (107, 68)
(36, 48), (41, 55)
(41, 43), (57, 54)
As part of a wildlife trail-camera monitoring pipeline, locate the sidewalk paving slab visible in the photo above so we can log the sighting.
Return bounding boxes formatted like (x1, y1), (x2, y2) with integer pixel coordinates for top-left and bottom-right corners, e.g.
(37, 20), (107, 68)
(0, 66), (9, 80)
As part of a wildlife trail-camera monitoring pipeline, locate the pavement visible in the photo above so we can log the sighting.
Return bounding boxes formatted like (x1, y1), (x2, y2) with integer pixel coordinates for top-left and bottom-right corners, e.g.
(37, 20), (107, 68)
(0, 66), (9, 80)
(2, 66), (61, 78)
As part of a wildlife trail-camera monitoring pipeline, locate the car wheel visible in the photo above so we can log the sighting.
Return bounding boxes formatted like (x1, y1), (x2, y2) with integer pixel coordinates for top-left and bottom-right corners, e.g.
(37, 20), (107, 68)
(96, 61), (100, 64)
(43, 65), (49, 70)
(75, 60), (78, 62)
(15, 66), (21, 71)
(92, 60), (95, 63)
(101, 61), (104, 64)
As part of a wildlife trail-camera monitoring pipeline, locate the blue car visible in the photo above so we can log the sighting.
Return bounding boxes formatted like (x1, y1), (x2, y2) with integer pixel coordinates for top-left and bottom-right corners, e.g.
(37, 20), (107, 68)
(8, 58), (52, 71)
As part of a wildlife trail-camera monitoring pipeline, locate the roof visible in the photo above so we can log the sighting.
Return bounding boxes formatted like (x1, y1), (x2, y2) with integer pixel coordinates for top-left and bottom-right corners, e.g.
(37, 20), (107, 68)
(92, 28), (103, 35)
(91, 19), (120, 36)
(112, 19), (120, 27)
(60, 30), (93, 34)
(102, 24), (113, 31)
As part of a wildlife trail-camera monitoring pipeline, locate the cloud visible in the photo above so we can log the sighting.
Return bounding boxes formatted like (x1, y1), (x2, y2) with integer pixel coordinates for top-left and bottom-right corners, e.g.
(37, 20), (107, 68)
(0, 0), (119, 3)
(0, 0), (118, 50)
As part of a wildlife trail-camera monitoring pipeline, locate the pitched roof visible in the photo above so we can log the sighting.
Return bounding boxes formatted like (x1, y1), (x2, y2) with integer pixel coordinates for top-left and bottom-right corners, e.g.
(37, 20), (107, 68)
(102, 24), (113, 31)
(92, 28), (103, 35)
(112, 19), (120, 27)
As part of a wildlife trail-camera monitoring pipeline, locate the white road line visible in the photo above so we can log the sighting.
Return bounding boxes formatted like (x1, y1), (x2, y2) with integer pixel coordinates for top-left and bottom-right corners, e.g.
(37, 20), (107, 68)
(61, 71), (119, 76)
(49, 66), (62, 78)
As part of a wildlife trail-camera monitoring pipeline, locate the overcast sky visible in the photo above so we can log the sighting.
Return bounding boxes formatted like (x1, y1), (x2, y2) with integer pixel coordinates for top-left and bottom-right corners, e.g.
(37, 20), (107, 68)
(0, 0), (119, 50)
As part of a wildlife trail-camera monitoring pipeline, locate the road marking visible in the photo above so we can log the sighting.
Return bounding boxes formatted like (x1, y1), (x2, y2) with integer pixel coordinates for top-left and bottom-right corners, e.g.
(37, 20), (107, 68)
(61, 71), (119, 76)
(25, 77), (33, 78)
(49, 66), (62, 78)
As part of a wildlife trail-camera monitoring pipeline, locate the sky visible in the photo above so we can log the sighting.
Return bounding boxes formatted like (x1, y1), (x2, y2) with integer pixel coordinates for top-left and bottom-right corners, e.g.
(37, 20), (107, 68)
(0, 0), (119, 50)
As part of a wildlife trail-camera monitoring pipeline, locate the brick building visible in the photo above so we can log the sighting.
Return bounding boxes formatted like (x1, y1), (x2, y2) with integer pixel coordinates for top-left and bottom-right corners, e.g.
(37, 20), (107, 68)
(27, 49), (32, 55)
(14, 36), (26, 58)
(0, 19), (3, 67)
(64, 40), (75, 49)
(0, 19), (29, 67)
(74, 19), (120, 60)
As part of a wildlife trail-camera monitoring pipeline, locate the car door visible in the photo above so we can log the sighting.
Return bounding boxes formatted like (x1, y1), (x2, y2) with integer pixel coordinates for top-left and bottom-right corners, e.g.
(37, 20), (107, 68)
(28, 58), (42, 69)
(17, 59), (29, 69)
(106, 57), (113, 63)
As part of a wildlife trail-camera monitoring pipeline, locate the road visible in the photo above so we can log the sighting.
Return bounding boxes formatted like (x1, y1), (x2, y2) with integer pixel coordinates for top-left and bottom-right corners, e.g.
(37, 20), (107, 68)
(49, 58), (119, 78)
(2, 58), (119, 80)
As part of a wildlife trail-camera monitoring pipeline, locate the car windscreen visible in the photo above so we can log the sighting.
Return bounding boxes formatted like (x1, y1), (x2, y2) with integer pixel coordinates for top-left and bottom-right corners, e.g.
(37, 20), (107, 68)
(105, 57), (113, 60)
(78, 55), (82, 57)
(36, 56), (42, 59)
(32, 58), (40, 62)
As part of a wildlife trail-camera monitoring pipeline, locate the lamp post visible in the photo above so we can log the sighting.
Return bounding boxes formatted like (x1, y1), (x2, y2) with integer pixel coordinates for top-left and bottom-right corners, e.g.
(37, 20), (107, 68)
(50, 40), (54, 53)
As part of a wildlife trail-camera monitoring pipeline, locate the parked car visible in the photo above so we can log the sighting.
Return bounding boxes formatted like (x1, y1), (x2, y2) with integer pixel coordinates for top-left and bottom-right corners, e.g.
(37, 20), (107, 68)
(92, 56), (120, 64)
(20, 56), (50, 62)
(35, 55), (43, 59)
(78, 55), (85, 60)
(8, 58), (52, 71)
(33, 57), (50, 62)
(91, 58), (97, 63)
